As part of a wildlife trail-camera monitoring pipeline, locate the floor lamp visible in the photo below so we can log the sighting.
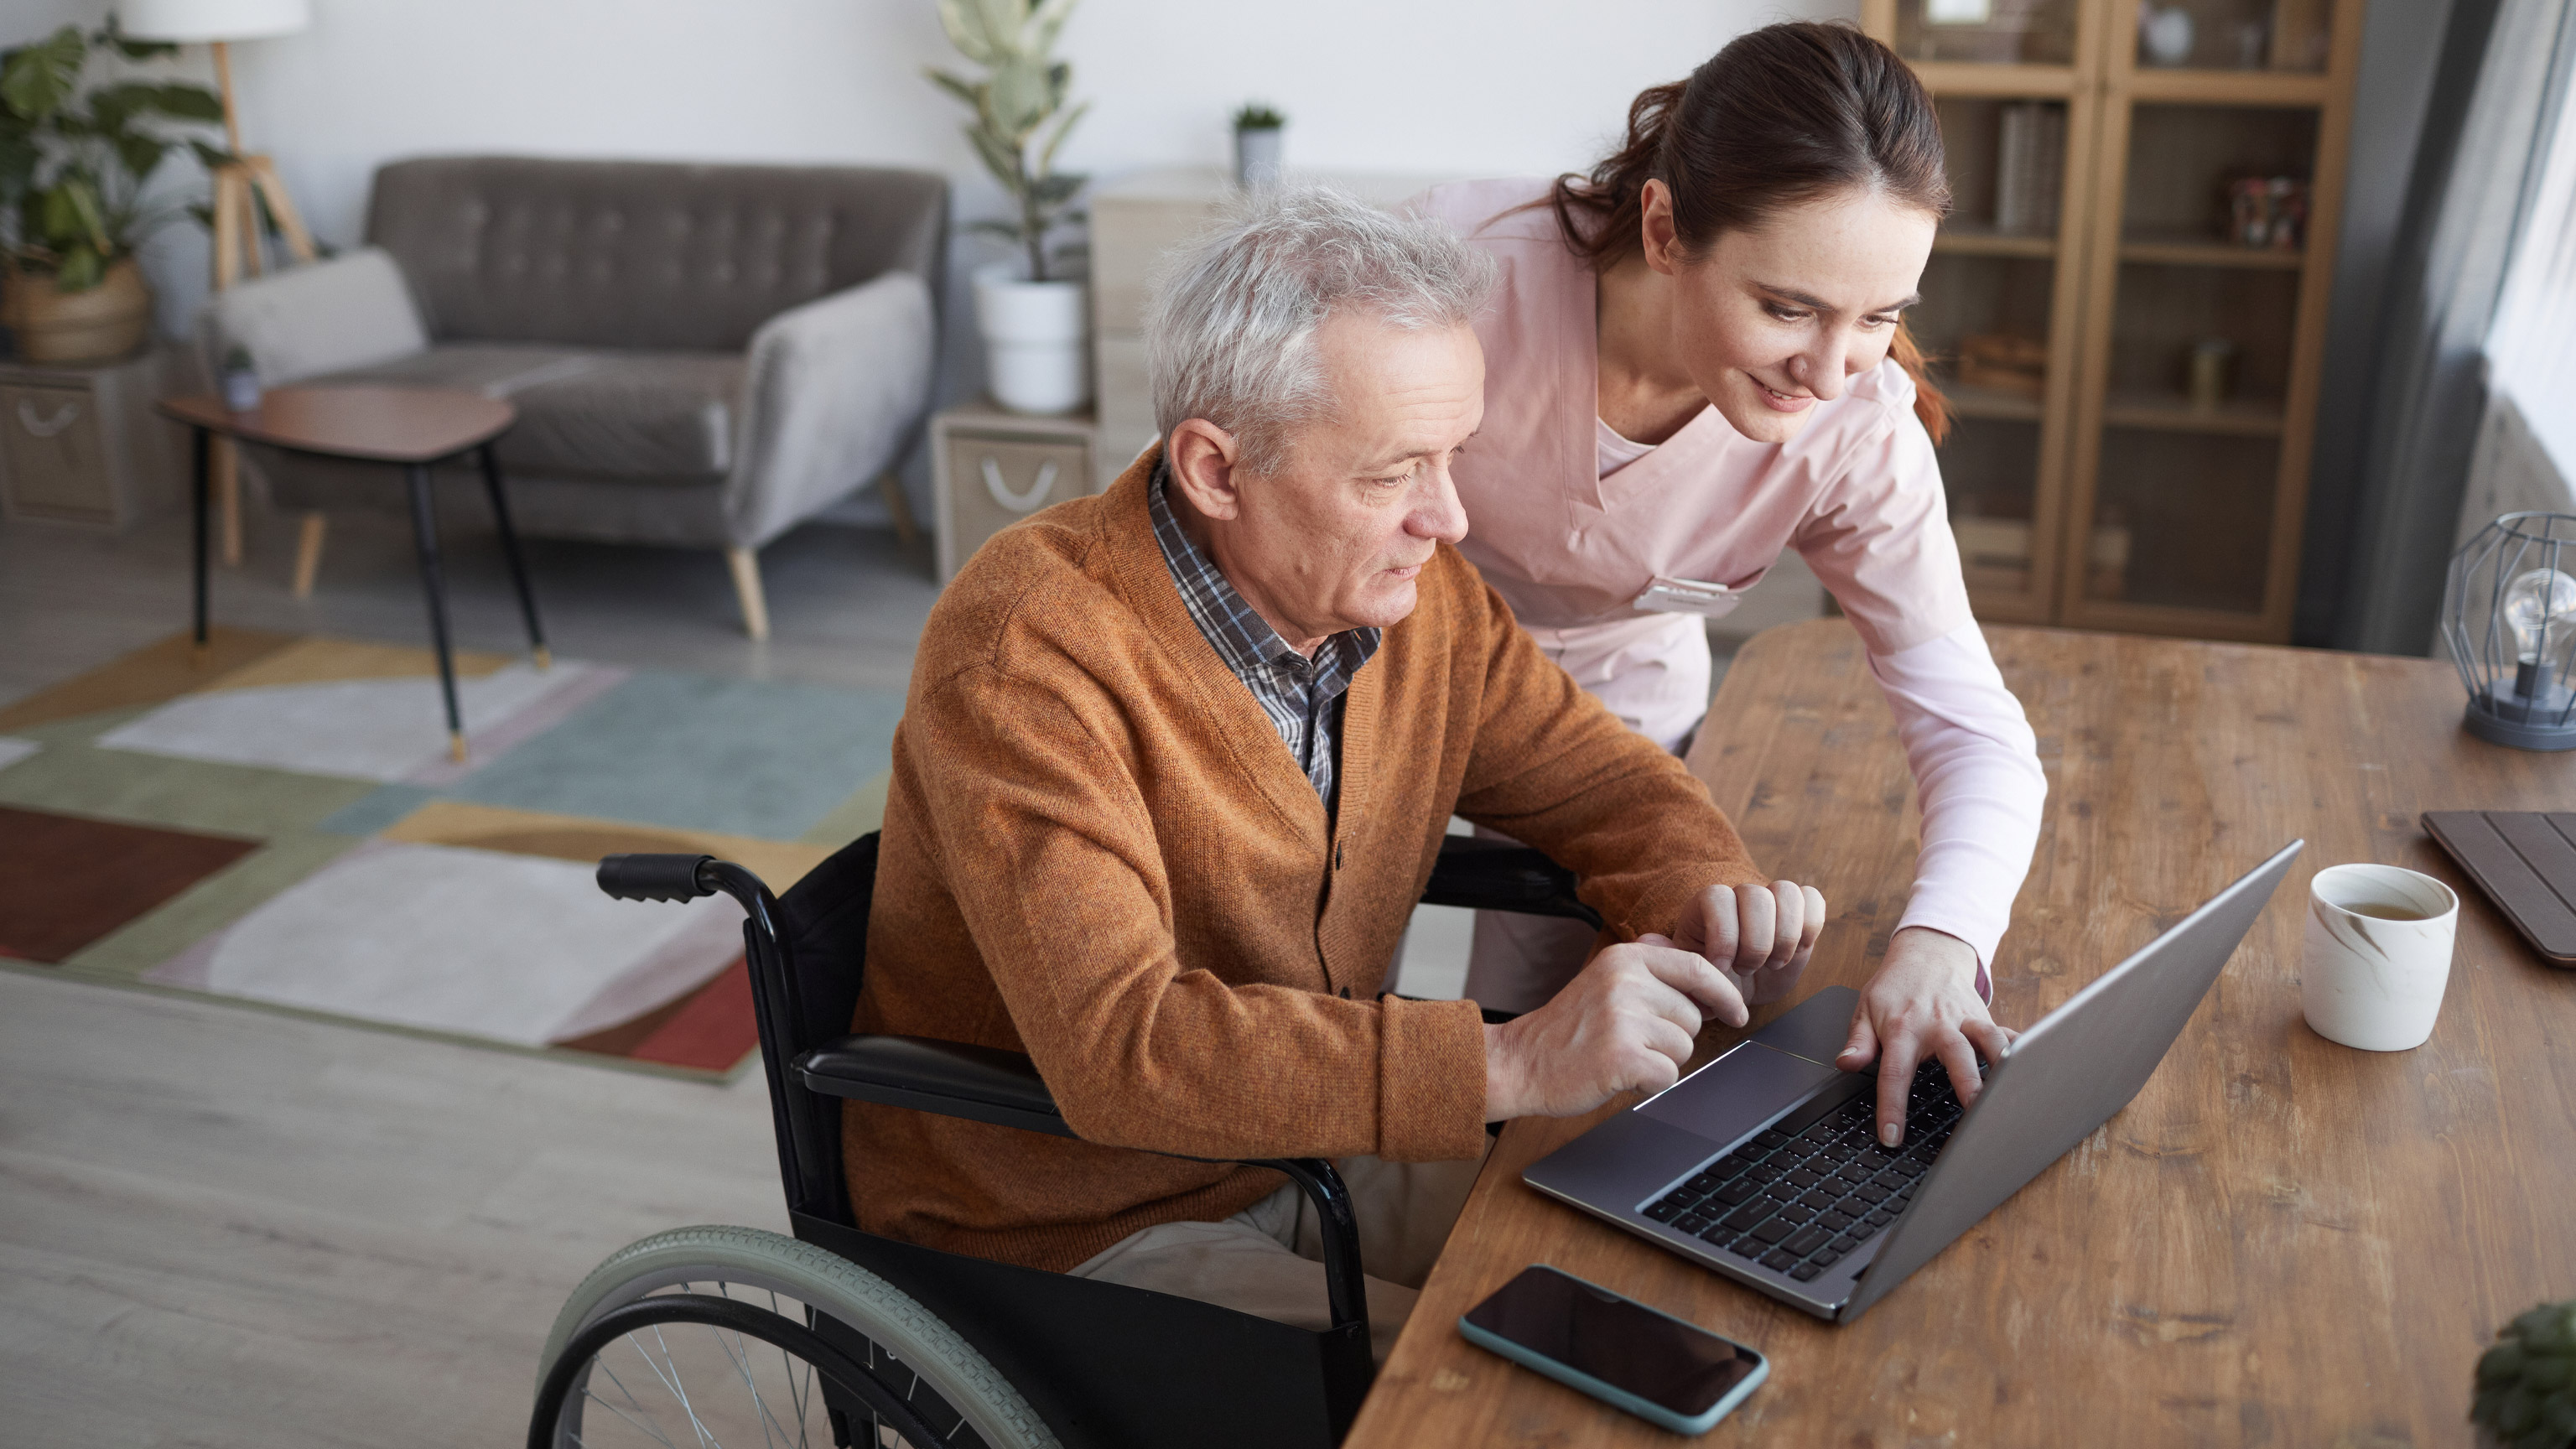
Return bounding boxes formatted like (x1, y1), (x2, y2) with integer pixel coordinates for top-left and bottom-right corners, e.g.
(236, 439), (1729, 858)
(120, 0), (318, 574)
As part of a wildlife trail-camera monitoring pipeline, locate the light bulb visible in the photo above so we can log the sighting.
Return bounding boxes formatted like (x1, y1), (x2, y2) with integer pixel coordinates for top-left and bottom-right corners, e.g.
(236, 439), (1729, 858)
(2503, 568), (2576, 664)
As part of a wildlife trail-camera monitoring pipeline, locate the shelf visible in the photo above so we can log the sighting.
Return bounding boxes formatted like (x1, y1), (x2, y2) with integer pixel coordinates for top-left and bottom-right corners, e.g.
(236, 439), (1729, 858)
(1935, 227), (2058, 258)
(2123, 69), (2332, 106)
(1944, 381), (2048, 422)
(1908, 60), (2081, 98)
(2101, 391), (2285, 436)
(2118, 235), (2304, 269)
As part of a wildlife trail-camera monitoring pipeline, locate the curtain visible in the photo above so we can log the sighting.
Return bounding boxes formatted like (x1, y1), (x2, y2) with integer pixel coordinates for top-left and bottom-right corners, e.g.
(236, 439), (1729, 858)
(2332, 0), (2576, 654)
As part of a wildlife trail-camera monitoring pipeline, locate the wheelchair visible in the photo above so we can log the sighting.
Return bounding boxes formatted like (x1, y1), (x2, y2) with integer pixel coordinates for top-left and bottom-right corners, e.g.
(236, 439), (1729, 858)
(527, 831), (1597, 1449)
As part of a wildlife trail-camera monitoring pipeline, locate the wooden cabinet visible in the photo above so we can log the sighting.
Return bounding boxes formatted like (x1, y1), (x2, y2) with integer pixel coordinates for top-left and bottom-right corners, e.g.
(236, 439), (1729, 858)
(1866, 0), (2362, 640)
(930, 400), (1098, 583)
(0, 347), (184, 530)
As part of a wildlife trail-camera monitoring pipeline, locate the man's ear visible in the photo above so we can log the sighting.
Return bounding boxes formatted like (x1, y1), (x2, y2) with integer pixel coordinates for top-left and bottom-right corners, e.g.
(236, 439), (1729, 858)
(1639, 178), (1683, 277)
(1166, 418), (1245, 522)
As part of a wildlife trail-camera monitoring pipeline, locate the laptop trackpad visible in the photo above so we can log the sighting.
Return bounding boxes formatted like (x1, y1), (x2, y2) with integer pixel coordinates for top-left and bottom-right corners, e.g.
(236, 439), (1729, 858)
(1636, 1041), (1845, 1145)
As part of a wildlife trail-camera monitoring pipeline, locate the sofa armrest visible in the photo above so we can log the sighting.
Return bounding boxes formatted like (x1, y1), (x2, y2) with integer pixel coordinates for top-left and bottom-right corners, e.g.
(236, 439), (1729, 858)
(724, 271), (937, 548)
(194, 247), (430, 387)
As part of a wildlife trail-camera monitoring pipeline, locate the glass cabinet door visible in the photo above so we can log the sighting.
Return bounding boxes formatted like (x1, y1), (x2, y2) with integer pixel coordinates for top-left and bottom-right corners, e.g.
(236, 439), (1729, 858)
(1893, 0), (2083, 66)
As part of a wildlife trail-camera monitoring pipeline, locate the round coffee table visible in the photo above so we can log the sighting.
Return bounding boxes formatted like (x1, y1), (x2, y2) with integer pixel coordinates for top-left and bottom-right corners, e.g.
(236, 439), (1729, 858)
(156, 386), (547, 762)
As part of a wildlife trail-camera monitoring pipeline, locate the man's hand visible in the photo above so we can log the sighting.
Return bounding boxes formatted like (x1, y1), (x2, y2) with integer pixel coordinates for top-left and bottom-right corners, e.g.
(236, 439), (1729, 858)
(1836, 927), (2016, 1146)
(1674, 880), (1827, 1006)
(1483, 937), (1747, 1121)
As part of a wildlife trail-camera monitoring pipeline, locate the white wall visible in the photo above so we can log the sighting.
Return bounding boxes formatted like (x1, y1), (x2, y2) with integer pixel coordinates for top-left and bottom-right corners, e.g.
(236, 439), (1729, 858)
(8, 0), (1845, 512)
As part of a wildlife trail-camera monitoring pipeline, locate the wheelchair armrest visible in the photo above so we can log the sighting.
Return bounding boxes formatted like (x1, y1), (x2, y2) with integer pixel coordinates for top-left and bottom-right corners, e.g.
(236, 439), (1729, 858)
(795, 1034), (1076, 1140)
(1421, 836), (1604, 929)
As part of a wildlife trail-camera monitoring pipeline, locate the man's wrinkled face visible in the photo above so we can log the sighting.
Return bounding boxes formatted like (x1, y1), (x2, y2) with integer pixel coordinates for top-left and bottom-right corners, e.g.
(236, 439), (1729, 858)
(1202, 313), (1483, 647)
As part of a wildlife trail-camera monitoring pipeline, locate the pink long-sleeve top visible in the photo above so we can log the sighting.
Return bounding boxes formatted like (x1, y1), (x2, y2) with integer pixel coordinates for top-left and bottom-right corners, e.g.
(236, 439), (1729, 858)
(1416, 178), (2048, 970)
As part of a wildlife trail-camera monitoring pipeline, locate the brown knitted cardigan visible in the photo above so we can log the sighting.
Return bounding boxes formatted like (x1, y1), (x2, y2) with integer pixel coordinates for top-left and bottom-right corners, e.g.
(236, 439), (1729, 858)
(844, 445), (1766, 1271)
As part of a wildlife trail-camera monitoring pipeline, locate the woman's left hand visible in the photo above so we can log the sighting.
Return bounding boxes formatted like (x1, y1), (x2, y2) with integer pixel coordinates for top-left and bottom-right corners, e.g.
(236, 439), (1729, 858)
(1673, 880), (1828, 1008)
(1836, 927), (2016, 1147)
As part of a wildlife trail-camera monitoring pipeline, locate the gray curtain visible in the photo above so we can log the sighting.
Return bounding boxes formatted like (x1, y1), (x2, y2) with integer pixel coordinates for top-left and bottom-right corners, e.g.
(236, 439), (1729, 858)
(2330, 0), (2576, 653)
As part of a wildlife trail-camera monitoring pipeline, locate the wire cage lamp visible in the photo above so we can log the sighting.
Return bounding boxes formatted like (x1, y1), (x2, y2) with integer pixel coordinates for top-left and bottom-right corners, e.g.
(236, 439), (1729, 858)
(2444, 512), (2576, 751)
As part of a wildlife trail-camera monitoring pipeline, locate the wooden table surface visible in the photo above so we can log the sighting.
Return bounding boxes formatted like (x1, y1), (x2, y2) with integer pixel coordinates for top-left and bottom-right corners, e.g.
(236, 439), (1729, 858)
(1348, 620), (2576, 1448)
(157, 386), (515, 463)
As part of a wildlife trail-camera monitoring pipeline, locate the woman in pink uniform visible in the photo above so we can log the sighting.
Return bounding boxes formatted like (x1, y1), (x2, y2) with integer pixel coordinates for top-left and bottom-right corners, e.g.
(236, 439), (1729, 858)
(1415, 22), (2044, 1144)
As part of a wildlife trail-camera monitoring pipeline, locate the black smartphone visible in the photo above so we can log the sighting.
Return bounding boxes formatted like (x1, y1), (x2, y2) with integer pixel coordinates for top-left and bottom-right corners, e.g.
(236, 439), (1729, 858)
(1457, 1265), (1768, 1434)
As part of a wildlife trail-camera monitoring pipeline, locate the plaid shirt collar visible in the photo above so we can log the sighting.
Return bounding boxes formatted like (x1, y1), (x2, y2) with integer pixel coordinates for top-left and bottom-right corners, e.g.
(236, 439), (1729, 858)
(1149, 462), (1381, 806)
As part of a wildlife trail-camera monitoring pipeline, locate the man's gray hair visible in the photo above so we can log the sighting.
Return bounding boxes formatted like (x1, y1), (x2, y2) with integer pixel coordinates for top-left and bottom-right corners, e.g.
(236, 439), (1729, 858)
(1145, 187), (1497, 476)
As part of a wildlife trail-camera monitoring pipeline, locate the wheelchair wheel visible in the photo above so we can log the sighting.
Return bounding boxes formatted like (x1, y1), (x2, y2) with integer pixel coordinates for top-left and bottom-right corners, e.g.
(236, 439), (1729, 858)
(533, 1224), (1061, 1449)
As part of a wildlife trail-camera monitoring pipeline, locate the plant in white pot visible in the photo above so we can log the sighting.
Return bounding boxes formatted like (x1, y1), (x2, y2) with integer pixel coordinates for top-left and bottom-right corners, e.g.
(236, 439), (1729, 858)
(928, 0), (1092, 416)
(1233, 103), (1284, 190)
(0, 21), (224, 364)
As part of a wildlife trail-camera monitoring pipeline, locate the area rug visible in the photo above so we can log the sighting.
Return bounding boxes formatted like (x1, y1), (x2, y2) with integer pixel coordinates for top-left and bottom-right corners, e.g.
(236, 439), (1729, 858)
(0, 628), (906, 1079)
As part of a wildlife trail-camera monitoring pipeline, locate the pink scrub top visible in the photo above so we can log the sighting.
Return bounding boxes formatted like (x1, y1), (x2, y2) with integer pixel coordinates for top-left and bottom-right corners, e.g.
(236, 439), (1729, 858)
(1414, 178), (2045, 974)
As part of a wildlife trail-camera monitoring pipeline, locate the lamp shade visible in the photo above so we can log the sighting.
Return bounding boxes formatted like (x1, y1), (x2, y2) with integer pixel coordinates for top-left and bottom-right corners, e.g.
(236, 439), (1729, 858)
(117, 0), (311, 41)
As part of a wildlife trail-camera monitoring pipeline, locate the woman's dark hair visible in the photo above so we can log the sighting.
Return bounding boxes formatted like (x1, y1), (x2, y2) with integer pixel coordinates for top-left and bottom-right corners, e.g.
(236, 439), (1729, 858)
(1552, 22), (1954, 441)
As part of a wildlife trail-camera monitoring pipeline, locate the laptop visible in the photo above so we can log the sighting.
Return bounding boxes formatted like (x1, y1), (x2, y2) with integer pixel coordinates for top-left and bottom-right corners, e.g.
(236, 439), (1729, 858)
(1523, 839), (2304, 1323)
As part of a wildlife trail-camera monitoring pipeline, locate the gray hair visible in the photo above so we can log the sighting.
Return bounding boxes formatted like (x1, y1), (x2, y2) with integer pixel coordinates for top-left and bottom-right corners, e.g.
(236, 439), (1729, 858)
(1145, 186), (1497, 475)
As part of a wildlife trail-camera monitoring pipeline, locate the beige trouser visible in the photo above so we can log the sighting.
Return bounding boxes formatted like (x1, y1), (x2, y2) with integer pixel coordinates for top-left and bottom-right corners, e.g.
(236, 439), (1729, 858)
(1067, 1150), (1489, 1363)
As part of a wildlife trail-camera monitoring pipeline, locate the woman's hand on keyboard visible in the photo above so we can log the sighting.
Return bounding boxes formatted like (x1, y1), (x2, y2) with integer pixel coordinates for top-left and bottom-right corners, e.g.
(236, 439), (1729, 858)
(1835, 927), (2017, 1147)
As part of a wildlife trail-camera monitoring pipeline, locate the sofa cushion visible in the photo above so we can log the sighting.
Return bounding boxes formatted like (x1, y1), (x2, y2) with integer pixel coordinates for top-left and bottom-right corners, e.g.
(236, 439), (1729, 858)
(365, 157), (948, 352)
(312, 345), (745, 481)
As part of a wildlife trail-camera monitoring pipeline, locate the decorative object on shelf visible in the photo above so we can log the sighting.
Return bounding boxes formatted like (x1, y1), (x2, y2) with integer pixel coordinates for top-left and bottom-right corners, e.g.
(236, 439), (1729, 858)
(1903, 0), (2070, 65)
(2227, 175), (2309, 249)
(1958, 332), (2049, 399)
(218, 344), (259, 412)
(2443, 512), (2576, 751)
(2235, 19), (2272, 69)
(1994, 101), (2064, 235)
(2470, 1296), (2576, 1448)
(2186, 337), (2236, 411)
(2138, 4), (2195, 66)
(1233, 104), (1285, 190)
(1925, 0), (1994, 21)
(2088, 512), (2132, 600)
(928, 0), (1091, 415)
(0, 19), (225, 364)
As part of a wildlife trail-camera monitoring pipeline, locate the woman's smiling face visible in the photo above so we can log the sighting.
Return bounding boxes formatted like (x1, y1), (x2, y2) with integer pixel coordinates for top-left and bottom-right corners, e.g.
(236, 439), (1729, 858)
(1645, 181), (1939, 444)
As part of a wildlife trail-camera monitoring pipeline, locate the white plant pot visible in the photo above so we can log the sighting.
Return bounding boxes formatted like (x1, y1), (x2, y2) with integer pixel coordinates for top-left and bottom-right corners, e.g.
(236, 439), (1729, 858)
(973, 262), (1090, 416)
(1234, 127), (1284, 190)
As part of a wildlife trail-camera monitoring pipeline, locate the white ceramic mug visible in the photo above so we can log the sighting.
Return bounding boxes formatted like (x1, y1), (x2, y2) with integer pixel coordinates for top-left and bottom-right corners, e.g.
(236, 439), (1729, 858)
(2301, 864), (2459, 1051)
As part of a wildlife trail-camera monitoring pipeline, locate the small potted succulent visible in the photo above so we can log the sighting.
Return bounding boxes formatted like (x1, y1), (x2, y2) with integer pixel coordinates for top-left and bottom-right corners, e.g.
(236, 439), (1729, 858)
(928, 0), (1092, 416)
(1233, 103), (1285, 190)
(0, 21), (224, 364)
(2474, 1296), (2576, 1448)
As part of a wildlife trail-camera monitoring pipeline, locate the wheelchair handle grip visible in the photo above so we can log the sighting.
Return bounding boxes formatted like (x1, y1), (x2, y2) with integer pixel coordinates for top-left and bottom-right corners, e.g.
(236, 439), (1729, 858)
(596, 853), (717, 903)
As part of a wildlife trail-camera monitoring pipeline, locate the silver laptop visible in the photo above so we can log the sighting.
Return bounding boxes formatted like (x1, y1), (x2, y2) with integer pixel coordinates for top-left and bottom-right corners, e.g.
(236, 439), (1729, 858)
(1524, 839), (2303, 1322)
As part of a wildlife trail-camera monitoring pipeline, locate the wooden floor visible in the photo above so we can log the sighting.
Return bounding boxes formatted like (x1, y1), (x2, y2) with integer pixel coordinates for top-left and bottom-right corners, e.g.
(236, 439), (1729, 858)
(0, 502), (928, 1445)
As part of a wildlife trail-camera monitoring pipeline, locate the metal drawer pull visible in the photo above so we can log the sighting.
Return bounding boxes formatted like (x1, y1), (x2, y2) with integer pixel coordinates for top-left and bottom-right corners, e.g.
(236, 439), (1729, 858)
(18, 399), (80, 437)
(981, 455), (1057, 513)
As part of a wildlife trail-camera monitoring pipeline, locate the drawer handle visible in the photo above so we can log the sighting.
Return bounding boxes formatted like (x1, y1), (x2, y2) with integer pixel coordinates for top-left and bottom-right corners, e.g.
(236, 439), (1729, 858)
(18, 399), (80, 438)
(981, 456), (1058, 514)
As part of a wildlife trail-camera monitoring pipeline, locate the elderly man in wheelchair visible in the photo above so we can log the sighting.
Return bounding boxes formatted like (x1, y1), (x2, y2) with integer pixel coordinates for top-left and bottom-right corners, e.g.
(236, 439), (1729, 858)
(531, 189), (1825, 1449)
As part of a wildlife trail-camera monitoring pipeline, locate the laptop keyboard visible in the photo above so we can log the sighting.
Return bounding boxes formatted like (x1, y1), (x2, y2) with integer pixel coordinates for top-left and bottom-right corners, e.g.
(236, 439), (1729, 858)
(1639, 1062), (1966, 1285)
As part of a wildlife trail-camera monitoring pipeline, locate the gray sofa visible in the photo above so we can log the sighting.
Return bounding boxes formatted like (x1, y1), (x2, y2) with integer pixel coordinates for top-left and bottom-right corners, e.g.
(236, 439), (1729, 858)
(202, 156), (948, 637)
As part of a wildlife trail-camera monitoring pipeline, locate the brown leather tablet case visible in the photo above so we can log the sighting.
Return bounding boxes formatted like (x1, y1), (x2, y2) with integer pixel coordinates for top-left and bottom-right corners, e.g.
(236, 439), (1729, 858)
(2422, 812), (2576, 968)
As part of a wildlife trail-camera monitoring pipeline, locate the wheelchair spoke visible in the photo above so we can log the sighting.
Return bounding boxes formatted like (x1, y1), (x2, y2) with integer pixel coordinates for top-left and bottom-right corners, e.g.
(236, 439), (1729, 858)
(582, 1384), (685, 1449)
(633, 1327), (720, 1449)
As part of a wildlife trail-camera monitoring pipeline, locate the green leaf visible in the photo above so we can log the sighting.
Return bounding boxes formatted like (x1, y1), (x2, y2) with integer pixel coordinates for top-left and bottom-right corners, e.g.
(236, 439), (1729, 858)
(53, 241), (102, 291)
(97, 15), (179, 61)
(988, 55), (1052, 137)
(1, 28), (87, 124)
(963, 216), (1025, 242)
(2487, 1343), (2533, 1386)
(923, 67), (984, 112)
(189, 138), (241, 171)
(113, 130), (168, 186)
(964, 124), (1021, 191)
(935, 0), (1000, 64)
(1026, 171), (1083, 206)
(148, 83), (226, 123)
(1036, 99), (1088, 176)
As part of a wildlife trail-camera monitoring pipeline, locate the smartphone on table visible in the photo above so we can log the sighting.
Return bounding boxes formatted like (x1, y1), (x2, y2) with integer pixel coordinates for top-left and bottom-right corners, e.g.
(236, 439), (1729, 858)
(1457, 1265), (1767, 1435)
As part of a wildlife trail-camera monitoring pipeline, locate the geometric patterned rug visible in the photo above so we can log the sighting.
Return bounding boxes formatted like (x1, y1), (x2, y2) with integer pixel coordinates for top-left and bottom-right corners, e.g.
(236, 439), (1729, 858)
(0, 626), (905, 1079)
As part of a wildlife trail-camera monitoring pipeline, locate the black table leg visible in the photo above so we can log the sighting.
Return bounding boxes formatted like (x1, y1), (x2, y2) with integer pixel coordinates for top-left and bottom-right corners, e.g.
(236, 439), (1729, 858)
(476, 443), (548, 669)
(404, 462), (468, 762)
(191, 427), (210, 657)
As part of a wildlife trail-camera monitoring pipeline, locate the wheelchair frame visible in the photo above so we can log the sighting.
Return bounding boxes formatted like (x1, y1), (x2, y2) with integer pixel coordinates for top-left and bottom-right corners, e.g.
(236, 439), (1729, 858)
(579, 832), (1597, 1448)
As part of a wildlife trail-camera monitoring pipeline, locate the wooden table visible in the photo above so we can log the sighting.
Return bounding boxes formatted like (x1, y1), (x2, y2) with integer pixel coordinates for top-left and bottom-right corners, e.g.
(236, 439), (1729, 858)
(158, 387), (541, 761)
(1349, 620), (2576, 1447)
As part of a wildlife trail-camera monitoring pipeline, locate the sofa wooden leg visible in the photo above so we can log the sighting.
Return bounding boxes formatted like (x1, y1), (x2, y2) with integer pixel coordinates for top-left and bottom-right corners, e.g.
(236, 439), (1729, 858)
(726, 546), (771, 641)
(290, 512), (328, 598)
(876, 470), (922, 551)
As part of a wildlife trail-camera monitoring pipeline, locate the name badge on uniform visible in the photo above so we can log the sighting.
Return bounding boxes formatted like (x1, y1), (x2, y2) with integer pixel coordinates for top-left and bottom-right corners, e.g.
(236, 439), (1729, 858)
(1633, 575), (1742, 619)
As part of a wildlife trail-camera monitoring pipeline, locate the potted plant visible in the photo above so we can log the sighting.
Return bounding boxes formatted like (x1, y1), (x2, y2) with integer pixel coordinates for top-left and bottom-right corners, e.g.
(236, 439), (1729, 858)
(0, 21), (224, 365)
(928, 0), (1092, 415)
(1233, 104), (1285, 190)
(2475, 1297), (2576, 1448)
